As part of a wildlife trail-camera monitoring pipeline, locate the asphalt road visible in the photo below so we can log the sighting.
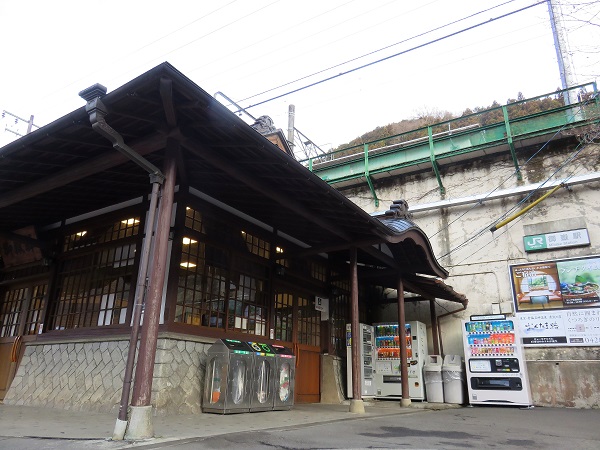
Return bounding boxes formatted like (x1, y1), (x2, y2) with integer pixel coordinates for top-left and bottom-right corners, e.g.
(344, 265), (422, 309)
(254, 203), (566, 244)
(1, 406), (598, 449)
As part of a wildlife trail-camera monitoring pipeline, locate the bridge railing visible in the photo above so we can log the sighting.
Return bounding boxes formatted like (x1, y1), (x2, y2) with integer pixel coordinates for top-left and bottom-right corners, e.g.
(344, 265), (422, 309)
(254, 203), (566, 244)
(301, 82), (599, 196)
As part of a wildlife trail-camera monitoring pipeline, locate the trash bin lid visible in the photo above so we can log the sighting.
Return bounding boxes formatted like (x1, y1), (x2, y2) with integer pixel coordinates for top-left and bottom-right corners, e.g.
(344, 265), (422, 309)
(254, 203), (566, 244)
(442, 354), (463, 370)
(427, 355), (442, 365)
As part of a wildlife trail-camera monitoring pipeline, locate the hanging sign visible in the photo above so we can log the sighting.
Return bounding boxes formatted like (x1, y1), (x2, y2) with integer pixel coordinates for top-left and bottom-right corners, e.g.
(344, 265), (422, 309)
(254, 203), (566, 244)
(315, 296), (329, 320)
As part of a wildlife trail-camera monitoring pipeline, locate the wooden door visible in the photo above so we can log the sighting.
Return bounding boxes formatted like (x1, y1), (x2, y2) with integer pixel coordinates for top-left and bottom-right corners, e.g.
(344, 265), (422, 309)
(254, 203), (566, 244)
(273, 289), (321, 403)
(274, 288), (321, 403)
(0, 283), (46, 400)
(294, 343), (321, 403)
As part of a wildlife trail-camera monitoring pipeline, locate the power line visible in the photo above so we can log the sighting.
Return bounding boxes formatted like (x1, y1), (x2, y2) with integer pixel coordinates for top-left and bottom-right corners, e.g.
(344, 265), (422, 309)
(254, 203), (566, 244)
(38, 1), (241, 104)
(440, 124), (593, 263)
(429, 95), (595, 245)
(236, 1), (547, 112)
(236, 0), (520, 105)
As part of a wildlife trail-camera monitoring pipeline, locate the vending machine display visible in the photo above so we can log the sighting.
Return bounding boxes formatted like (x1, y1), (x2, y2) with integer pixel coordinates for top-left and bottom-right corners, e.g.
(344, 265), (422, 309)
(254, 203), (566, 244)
(462, 316), (532, 406)
(373, 321), (428, 400)
(346, 323), (376, 398)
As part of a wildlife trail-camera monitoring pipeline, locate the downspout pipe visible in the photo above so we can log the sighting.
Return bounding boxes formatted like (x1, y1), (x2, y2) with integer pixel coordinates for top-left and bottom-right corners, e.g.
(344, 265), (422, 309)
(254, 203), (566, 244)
(79, 84), (165, 183)
(79, 83), (165, 440)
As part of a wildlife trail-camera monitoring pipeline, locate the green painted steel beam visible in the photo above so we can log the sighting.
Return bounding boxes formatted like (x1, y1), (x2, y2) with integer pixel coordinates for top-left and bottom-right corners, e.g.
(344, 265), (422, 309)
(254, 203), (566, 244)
(428, 127), (445, 195)
(502, 105), (522, 181)
(307, 82), (600, 188)
(364, 143), (379, 207)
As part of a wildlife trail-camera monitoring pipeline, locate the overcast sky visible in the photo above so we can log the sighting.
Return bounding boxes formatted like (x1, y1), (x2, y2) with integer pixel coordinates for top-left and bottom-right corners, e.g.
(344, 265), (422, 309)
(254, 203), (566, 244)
(1, 1), (598, 156)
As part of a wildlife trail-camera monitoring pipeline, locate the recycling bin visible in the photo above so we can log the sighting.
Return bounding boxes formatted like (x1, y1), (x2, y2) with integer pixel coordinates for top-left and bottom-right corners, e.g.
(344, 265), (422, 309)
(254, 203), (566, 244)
(202, 339), (254, 414)
(272, 344), (296, 410)
(424, 355), (444, 403)
(247, 341), (276, 412)
(442, 354), (465, 404)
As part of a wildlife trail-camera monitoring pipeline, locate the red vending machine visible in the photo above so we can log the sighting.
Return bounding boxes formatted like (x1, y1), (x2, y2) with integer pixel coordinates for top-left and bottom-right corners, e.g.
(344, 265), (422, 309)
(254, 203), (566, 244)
(462, 315), (532, 406)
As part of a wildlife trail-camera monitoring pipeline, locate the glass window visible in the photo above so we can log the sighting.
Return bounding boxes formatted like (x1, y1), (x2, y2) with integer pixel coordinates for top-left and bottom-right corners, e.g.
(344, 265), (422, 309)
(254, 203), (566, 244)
(175, 237), (227, 328)
(48, 217), (139, 330)
(297, 295), (320, 347)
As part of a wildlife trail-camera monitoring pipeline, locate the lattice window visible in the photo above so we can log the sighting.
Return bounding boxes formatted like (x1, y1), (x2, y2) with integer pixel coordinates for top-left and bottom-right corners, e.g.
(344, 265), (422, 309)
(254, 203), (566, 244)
(297, 295), (320, 347)
(331, 292), (349, 356)
(63, 217), (140, 252)
(275, 245), (288, 268)
(184, 207), (204, 233)
(48, 217), (138, 330)
(175, 237), (227, 328)
(311, 261), (327, 282)
(274, 291), (293, 342)
(227, 273), (266, 335)
(0, 287), (26, 337)
(240, 231), (270, 259)
(23, 283), (47, 335)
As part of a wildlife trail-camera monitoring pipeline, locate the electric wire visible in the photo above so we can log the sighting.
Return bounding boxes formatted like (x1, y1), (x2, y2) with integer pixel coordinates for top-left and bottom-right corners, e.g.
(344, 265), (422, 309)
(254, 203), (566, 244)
(437, 99), (596, 259)
(37, 1), (241, 103)
(430, 96), (594, 243)
(187, 0), (358, 77)
(236, 0), (520, 104)
(235, 1), (547, 112)
(440, 131), (593, 263)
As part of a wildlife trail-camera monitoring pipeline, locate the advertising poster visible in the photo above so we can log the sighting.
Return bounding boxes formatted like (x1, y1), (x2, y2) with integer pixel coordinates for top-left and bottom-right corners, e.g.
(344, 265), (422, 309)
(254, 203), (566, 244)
(510, 255), (600, 347)
(510, 256), (600, 312)
(517, 309), (600, 346)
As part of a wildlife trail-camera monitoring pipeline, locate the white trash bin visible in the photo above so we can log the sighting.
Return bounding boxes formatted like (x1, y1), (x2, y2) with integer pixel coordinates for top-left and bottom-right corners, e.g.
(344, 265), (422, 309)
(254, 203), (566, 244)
(442, 355), (465, 404)
(424, 355), (444, 403)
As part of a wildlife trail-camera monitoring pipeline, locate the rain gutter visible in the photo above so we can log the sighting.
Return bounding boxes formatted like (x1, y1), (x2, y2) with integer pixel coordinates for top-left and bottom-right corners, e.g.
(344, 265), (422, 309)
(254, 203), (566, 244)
(78, 84), (165, 440)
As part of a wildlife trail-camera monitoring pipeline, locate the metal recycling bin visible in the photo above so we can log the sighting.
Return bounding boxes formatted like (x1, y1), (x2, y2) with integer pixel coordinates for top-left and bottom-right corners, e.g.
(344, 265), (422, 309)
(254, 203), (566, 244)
(442, 354), (465, 404)
(272, 344), (296, 410)
(247, 341), (276, 412)
(424, 355), (444, 403)
(202, 339), (254, 414)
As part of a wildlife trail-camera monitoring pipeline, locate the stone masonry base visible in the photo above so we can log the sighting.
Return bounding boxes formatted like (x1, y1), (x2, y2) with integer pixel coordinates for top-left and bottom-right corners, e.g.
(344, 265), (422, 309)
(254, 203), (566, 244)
(4, 334), (212, 415)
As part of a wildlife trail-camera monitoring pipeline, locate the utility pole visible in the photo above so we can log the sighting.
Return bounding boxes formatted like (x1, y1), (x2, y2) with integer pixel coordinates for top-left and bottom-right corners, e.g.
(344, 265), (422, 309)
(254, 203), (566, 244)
(547, 0), (579, 108)
(287, 104), (295, 151)
(2, 110), (38, 137)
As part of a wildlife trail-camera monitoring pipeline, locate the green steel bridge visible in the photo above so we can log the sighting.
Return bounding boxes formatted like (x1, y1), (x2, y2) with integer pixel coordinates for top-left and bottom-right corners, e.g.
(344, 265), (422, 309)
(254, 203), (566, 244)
(301, 83), (600, 207)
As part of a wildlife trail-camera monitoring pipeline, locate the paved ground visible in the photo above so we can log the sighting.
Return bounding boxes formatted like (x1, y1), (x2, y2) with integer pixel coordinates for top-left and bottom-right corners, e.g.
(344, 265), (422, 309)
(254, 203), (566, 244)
(0, 401), (598, 449)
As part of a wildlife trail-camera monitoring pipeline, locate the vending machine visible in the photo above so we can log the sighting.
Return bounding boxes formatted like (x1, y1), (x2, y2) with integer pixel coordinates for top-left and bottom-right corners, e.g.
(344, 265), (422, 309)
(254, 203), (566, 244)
(373, 321), (428, 400)
(462, 315), (532, 406)
(346, 323), (376, 398)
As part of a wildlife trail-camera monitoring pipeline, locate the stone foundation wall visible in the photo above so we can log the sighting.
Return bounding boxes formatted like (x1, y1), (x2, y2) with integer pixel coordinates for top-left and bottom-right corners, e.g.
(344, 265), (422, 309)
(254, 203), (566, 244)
(4, 334), (212, 415)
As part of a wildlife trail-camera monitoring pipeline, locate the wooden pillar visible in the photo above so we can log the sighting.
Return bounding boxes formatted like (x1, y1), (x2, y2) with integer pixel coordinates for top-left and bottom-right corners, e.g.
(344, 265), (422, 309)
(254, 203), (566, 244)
(349, 247), (365, 413)
(131, 142), (177, 407)
(430, 299), (440, 355)
(397, 277), (411, 407)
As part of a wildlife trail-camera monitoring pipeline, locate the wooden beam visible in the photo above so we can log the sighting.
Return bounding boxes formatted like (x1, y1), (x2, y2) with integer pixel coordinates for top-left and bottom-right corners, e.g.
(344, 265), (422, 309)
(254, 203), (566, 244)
(0, 230), (48, 251)
(0, 133), (167, 209)
(181, 139), (354, 242)
(159, 77), (177, 129)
